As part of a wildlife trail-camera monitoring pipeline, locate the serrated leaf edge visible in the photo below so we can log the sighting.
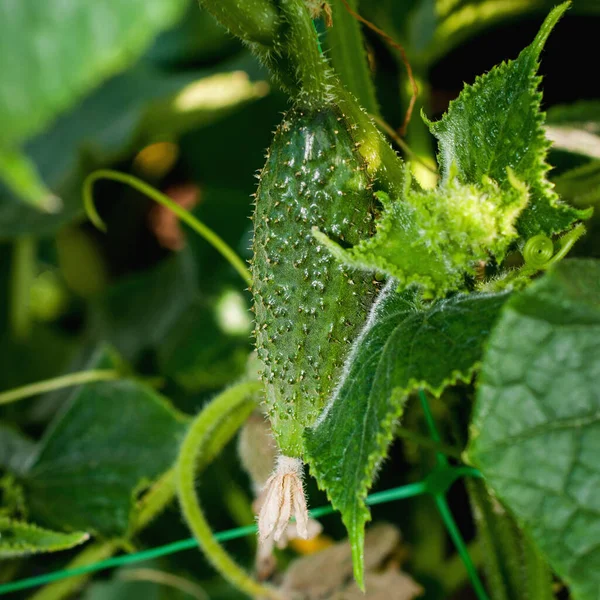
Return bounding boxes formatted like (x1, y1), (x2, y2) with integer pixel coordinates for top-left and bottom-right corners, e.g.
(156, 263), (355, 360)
(0, 516), (90, 557)
(307, 282), (499, 585)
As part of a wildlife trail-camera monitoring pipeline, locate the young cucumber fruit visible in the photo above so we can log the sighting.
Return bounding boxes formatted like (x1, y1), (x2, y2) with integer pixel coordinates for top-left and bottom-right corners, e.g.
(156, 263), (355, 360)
(252, 101), (379, 457)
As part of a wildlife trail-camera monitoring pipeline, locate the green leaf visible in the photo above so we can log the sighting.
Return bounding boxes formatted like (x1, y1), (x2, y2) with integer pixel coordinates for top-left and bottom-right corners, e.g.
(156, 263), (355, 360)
(0, 150), (59, 212)
(147, 3), (237, 65)
(547, 100), (600, 127)
(0, 517), (89, 558)
(0, 0), (188, 149)
(157, 297), (249, 393)
(0, 54), (266, 239)
(314, 170), (527, 295)
(426, 3), (589, 238)
(89, 250), (198, 361)
(22, 377), (189, 537)
(468, 259), (600, 600)
(82, 577), (190, 600)
(304, 282), (510, 584)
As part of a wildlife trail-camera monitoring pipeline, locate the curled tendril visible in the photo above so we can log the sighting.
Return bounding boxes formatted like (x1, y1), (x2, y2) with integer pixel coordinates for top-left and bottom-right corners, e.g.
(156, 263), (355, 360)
(522, 235), (555, 269)
(83, 170), (252, 287)
(522, 224), (587, 272)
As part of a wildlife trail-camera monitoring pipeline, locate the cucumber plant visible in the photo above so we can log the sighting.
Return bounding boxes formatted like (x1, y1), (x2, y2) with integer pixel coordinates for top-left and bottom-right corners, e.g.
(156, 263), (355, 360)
(195, 0), (597, 595)
(0, 1), (599, 600)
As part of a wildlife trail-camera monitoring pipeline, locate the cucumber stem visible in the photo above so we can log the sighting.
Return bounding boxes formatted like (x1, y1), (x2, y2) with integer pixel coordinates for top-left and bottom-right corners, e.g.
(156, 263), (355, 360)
(198, 0), (281, 47)
(325, 0), (380, 116)
(279, 0), (331, 103)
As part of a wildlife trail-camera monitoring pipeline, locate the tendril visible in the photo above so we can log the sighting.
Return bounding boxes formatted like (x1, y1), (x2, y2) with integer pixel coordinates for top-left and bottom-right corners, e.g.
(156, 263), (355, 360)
(83, 170), (252, 287)
(522, 235), (554, 269)
(522, 224), (587, 272)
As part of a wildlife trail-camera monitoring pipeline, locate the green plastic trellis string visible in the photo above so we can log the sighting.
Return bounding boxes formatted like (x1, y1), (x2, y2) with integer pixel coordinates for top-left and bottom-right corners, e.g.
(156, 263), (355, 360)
(419, 389), (490, 600)
(0, 392), (486, 598)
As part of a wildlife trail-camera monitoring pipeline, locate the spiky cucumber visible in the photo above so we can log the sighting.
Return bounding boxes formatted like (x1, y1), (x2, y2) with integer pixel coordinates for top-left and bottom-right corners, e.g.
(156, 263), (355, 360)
(252, 101), (379, 457)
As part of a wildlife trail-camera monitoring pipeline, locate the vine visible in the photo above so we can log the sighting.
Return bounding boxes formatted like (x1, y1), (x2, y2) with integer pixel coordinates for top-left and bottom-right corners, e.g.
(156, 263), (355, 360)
(175, 381), (283, 600)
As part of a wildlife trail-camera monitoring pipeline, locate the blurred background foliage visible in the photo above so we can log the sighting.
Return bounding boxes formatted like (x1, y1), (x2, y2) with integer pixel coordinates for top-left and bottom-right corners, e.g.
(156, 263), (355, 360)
(0, 0), (599, 598)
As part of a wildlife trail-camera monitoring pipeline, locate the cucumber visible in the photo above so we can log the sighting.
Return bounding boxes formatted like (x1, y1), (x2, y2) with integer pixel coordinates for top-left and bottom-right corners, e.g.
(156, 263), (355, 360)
(252, 101), (379, 457)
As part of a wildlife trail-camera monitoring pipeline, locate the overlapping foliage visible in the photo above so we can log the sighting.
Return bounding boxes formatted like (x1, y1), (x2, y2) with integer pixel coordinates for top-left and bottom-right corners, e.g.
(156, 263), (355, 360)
(0, 1), (598, 599)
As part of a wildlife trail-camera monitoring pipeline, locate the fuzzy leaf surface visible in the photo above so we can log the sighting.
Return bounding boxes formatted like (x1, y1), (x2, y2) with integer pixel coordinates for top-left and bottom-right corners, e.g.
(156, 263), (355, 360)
(468, 259), (600, 600)
(0, 0), (188, 149)
(22, 378), (189, 537)
(304, 282), (509, 584)
(315, 173), (527, 294)
(427, 3), (589, 237)
(0, 517), (89, 558)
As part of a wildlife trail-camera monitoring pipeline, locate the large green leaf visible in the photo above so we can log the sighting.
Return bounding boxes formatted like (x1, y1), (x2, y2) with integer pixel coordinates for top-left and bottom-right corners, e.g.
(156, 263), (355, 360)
(468, 259), (600, 600)
(304, 281), (509, 584)
(147, 2), (237, 65)
(22, 377), (189, 536)
(0, 0), (188, 149)
(426, 3), (589, 238)
(0, 517), (89, 558)
(83, 578), (191, 600)
(157, 296), (250, 392)
(88, 249), (198, 361)
(0, 53), (267, 239)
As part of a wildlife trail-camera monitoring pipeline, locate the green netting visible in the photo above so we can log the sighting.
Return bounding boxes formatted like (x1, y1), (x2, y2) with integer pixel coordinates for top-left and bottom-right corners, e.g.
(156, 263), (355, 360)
(0, 391), (489, 599)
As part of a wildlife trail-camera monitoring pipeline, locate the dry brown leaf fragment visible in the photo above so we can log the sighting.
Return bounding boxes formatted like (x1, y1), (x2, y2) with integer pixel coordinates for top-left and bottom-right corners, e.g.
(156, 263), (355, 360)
(148, 183), (200, 250)
(279, 523), (421, 600)
(238, 410), (279, 493)
(338, 569), (423, 600)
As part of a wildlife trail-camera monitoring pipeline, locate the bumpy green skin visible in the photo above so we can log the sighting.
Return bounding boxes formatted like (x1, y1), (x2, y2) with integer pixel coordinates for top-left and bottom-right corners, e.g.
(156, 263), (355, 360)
(252, 103), (378, 457)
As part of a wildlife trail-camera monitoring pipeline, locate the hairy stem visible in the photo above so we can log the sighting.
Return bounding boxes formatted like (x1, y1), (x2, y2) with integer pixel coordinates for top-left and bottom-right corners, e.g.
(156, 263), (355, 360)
(335, 84), (405, 195)
(197, 0), (281, 47)
(466, 478), (521, 600)
(522, 533), (554, 600)
(134, 385), (258, 533)
(176, 381), (282, 599)
(279, 0), (331, 102)
(326, 0), (379, 116)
